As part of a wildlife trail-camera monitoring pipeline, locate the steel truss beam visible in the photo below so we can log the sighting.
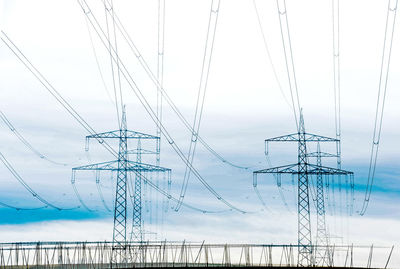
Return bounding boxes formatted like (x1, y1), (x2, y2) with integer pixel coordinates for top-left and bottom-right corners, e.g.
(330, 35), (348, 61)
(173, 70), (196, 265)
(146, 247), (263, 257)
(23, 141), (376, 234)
(254, 112), (352, 266)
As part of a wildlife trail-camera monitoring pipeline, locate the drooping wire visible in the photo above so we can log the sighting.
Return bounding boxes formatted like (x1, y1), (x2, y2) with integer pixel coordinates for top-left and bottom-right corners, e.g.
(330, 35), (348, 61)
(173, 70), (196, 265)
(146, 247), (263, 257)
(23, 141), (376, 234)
(156, 0), (165, 167)
(140, 171), (231, 214)
(332, 0), (342, 170)
(331, 0), (347, 241)
(0, 151), (76, 210)
(338, 175), (343, 244)
(345, 174), (350, 243)
(360, 0), (398, 216)
(350, 174), (354, 216)
(95, 170), (112, 212)
(84, 150), (110, 211)
(78, 0), (247, 213)
(252, 173), (272, 213)
(83, 15), (115, 106)
(1, 31), (225, 215)
(324, 175), (332, 216)
(71, 170), (95, 211)
(149, 173), (154, 225)
(276, 0), (301, 130)
(175, 0), (221, 211)
(331, 175), (337, 237)
(0, 109), (67, 166)
(155, 0), (166, 240)
(251, 0), (292, 109)
(291, 174), (297, 208)
(263, 144), (293, 213)
(1, 30), (118, 211)
(0, 31), (118, 158)
(0, 201), (47, 211)
(104, 0), (122, 128)
(85, 0), (124, 213)
(97, 0), (249, 170)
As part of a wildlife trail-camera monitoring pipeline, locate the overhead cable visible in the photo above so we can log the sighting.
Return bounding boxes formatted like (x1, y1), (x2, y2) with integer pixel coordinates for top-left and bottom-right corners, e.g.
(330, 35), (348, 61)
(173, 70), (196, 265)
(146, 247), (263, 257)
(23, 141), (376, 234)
(360, 0), (398, 216)
(175, 0), (221, 211)
(83, 15), (115, 106)
(276, 0), (301, 130)
(264, 144), (293, 213)
(0, 201), (47, 211)
(0, 109), (67, 166)
(104, 0), (124, 129)
(332, 0), (342, 169)
(0, 151), (74, 210)
(1, 31), (225, 214)
(98, 0), (249, 170)
(252, 0), (292, 109)
(155, 0), (166, 238)
(79, 0), (247, 213)
(0, 31), (118, 158)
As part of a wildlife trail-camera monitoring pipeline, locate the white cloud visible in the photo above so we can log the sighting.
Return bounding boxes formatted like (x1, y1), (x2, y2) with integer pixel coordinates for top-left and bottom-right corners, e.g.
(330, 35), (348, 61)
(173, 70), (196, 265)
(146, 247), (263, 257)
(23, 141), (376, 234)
(0, 1), (399, 263)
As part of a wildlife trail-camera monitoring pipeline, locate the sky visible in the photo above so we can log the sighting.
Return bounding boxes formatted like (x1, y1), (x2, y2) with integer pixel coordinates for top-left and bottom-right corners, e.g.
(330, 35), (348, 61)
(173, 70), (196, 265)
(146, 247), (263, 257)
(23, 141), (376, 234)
(0, 0), (399, 266)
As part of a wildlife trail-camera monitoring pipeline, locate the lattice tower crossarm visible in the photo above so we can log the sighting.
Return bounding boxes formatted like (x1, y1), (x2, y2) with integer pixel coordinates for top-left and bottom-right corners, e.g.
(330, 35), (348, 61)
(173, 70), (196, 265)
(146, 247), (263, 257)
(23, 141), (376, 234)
(72, 110), (170, 251)
(254, 113), (353, 266)
(296, 113), (312, 266)
(132, 139), (143, 242)
(311, 143), (335, 266)
(113, 110), (128, 254)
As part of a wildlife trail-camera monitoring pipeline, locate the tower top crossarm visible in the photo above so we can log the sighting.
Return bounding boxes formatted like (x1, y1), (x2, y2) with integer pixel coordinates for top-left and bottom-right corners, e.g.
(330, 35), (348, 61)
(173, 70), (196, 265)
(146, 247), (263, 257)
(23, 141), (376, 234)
(253, 163), (353, 176)
(72, 160), (171, 173)
(85, 130), (159, 151)
(265, 133), (339, 155)
(265, 133), (339, 142)
(87, 130), (159, 140)
(306, 152), (338, 158)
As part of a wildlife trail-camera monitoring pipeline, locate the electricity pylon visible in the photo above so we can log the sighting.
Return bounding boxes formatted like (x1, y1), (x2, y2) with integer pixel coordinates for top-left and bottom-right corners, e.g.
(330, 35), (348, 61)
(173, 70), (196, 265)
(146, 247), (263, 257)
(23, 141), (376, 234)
(72, 109), (171, 256)
(253, 113), (353, 266)
(306, 143), (338, 266)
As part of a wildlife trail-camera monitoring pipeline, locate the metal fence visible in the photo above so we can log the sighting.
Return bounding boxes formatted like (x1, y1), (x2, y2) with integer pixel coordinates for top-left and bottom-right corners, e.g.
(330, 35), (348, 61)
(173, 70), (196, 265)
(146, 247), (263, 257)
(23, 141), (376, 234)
(0, 241), (394, 268)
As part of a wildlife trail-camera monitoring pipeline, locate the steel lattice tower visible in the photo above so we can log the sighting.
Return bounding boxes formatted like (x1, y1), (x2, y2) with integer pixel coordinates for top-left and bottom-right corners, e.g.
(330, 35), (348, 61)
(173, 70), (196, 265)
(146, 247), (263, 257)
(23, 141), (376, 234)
(114, 111), (128, 249)
(315, 147), (328, 266)
(307, 143), (337, 266)
(131, 139), (143, 242)
(297, 113), (312, 266)
(253, 113), (353, 266)
(72, 109), (171, 258)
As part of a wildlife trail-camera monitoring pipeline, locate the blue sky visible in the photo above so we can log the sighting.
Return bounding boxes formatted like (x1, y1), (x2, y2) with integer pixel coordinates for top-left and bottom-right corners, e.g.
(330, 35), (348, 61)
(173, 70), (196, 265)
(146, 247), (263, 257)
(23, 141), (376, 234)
(0, 1), (399, 261)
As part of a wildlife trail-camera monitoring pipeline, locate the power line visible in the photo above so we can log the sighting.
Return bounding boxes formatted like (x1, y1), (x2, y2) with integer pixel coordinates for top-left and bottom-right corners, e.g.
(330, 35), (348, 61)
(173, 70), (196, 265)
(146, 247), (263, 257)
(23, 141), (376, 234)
(0, 201), (47, 211)
(276, 0), (301, 130)
(332, 0), (342, 169)
(79, 0), (247, 213)
(156, 0), (166, 240)
(251, 0), (292, 109)
(0, 151), (75, 210)
(96, 170), (112, 212)
(97, 0), (249, 170)
(104, 0), (122, 128)
(0, 31), (118, 158)
(175, 0), (221, 212)
(264, 152), (293, 214)
(360, 0), (398, 216)
(83, 15), (115, 106)
(1, 31), (229, 215)
(0, 109), (67, 166)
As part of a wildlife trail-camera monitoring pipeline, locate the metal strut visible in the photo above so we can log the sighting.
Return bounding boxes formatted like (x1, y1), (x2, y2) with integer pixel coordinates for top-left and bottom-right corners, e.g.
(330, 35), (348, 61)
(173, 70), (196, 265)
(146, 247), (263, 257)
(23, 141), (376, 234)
(313, 143), (330, 266)
(296, 113), (312, 266)
(72, 109), (170, 263)
(131, 139), (143, 242)
(253, 111), (353, 266)
(113, 109), (128, 254)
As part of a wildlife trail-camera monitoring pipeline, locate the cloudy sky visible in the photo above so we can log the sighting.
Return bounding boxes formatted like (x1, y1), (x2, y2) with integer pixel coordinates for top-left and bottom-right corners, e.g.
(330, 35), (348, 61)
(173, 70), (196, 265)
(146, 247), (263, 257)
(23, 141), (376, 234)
(0, 0), (399, 266)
